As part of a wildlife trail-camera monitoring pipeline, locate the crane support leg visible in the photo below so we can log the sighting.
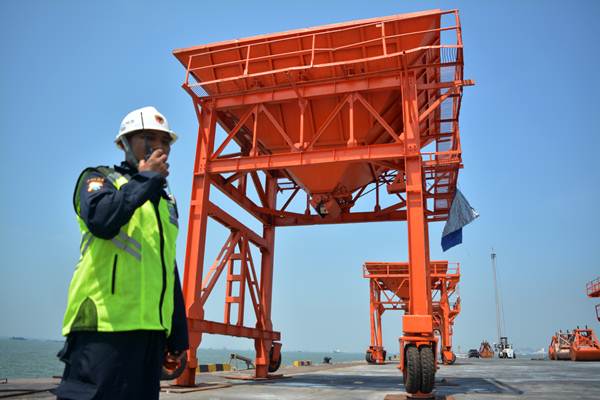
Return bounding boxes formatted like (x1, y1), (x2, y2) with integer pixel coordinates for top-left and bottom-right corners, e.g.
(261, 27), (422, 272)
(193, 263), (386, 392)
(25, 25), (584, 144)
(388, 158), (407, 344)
(176, 102), (217, 386)
(399, 71), (436, 395)
(439, 283), (456, 364)
(254, 174), (279, 377)
(367, 280), (386, 364)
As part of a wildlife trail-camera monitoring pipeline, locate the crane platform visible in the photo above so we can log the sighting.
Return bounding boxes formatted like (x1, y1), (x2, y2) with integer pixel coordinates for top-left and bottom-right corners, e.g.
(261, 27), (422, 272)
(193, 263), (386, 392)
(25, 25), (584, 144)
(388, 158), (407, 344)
(587, 277), (600, 298)
(585, 277), (600, 322)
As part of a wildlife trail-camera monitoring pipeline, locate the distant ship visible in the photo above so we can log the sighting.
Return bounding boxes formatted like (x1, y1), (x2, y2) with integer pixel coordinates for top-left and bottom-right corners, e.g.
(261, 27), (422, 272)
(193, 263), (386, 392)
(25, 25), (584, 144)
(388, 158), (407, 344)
(10, 336), (26, 341)
(333, 349), (341, 353)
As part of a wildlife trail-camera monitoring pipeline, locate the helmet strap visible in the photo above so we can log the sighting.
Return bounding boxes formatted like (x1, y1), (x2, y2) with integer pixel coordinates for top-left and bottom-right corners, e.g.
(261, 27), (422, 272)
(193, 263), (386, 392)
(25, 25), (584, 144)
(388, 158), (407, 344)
(120, 136), (139, 170)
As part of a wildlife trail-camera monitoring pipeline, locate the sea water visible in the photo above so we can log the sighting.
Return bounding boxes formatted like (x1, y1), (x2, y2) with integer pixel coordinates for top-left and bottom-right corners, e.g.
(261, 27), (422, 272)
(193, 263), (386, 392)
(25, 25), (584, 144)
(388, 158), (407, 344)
(0, 338), (363, 379)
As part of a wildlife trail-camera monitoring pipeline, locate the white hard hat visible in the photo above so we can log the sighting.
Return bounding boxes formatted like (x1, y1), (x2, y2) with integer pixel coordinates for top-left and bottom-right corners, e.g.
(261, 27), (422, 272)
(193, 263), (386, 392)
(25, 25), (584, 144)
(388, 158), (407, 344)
(115, 106), (177, 145)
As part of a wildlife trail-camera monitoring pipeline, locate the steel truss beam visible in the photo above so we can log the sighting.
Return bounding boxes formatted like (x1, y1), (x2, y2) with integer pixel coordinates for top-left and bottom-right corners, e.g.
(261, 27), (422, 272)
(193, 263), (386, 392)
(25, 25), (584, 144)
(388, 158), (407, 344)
(205, 143), (459, 174)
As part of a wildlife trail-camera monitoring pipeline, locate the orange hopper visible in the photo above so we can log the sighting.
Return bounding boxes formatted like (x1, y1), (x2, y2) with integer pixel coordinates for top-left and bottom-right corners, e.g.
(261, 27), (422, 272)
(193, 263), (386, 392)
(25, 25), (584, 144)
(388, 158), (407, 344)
(478, 341), (494, 358)
(548, 331), (573, 360)
(172, 8), (473, 396)
(570, 328), (600, 361)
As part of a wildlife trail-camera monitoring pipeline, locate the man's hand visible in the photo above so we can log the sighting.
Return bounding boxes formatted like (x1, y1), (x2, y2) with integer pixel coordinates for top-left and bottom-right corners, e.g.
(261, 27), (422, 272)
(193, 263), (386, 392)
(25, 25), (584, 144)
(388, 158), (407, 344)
(138, 149), (169, 177)
(163, 350), (186, 371)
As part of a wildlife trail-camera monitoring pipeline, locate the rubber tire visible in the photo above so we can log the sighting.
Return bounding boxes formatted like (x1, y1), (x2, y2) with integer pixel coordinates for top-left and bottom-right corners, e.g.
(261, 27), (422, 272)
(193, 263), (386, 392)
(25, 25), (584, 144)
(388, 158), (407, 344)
(420, 346), (435, 394)
(268, 345), (282, 373)
(403, 346), (421, 394)
(365, 351), (376, 364)
(160, 355), (187, 381)
(444, 351), (457, 365)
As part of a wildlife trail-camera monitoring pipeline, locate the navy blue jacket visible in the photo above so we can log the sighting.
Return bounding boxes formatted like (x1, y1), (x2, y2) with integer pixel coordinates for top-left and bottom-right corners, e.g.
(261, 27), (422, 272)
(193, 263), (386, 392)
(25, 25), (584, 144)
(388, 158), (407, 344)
(74, 161), (189, 353)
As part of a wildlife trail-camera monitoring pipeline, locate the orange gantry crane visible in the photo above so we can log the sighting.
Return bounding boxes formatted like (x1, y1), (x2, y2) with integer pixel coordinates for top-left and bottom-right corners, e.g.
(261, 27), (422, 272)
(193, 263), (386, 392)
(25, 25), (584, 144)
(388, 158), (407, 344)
(364, 261), (461, 366)
(587, 277), (600, 322)
(172, 9), (473, 395)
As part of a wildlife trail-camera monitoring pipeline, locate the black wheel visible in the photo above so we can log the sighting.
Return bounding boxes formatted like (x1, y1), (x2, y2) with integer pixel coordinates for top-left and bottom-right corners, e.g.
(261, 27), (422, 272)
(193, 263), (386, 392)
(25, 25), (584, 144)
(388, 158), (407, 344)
(403, 346), (421, 394)
(420, 346), (435, 394)
(443, 351), (457, 365)
(365, 350), (376, 364)
(268, 345), (282, 373)
(161, 354), (187, 380)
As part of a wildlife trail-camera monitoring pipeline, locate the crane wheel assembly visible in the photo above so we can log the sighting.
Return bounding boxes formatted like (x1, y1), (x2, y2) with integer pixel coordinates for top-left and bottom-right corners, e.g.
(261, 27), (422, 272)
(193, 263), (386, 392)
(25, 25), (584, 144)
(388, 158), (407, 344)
(442, 350), (457, 365)
(268, 343), (283, 373)
(419, 346), (436, 393)
(403, 346), (421, 394)
(365, 347), (386, 364)
(403, 345), (435, 395)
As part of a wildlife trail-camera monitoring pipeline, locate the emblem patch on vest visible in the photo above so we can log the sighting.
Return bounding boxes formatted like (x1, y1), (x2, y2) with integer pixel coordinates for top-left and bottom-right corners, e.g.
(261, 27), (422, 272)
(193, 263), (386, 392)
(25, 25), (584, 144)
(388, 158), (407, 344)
(87, 177), (105, 192)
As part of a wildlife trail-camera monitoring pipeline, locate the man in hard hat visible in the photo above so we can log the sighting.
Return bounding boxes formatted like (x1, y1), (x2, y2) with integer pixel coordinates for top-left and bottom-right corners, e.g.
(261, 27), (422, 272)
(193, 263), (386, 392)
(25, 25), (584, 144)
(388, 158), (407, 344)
(54, 106), (189, 400)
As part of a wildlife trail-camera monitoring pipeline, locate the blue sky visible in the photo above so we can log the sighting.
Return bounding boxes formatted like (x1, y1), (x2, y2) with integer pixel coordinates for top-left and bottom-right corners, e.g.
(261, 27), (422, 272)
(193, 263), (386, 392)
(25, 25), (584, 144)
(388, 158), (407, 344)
(1, 0), (599, 354)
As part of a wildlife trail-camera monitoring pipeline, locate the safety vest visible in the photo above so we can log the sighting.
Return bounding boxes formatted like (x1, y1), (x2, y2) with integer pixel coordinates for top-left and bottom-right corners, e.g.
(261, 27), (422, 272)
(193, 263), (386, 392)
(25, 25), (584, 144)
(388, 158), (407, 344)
(62, 167), (178, 336)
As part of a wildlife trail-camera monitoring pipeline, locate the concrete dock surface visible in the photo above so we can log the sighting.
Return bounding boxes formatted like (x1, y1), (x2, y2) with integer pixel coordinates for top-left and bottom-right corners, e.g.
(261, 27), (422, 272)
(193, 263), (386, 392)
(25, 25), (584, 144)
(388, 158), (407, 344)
(2, 358), (600, 399)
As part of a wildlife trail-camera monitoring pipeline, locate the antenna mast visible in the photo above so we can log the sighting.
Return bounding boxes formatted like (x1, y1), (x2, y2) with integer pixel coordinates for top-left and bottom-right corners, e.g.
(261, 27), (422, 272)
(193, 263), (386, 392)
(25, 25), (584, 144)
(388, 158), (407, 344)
(491, 249), (502, 342)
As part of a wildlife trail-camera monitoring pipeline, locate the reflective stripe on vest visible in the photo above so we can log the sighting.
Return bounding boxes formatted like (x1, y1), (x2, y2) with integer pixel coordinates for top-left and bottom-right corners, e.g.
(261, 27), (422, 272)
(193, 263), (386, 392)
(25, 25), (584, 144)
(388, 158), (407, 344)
(62, 167), (178, 336)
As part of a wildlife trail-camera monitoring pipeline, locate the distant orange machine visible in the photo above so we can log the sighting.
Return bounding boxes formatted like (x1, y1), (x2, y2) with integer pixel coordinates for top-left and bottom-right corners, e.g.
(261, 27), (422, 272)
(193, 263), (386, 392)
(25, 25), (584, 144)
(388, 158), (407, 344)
(363, 261), (461, 366)
(479, 341), (494, 358)
(548, 331), (573, 360)
(570, 328), (600, 361)
(549, 327), (600, 361)
(172, 8), (473, 396)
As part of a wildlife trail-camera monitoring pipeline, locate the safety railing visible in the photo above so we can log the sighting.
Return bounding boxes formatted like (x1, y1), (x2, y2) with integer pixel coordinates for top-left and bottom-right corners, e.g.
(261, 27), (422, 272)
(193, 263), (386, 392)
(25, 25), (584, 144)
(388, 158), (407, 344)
(364, 262), (409, 277)
(184, 9), (463, 93)
(587, 277), (600, 297)
(363, 261), (459, 278)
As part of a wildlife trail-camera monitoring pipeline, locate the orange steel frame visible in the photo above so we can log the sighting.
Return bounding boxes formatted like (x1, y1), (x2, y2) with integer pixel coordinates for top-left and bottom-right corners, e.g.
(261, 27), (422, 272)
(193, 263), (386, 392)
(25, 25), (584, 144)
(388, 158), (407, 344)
(432, 267), (461, 364)
(364, 261), (460, 365)
(173, 9), (472, 386)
